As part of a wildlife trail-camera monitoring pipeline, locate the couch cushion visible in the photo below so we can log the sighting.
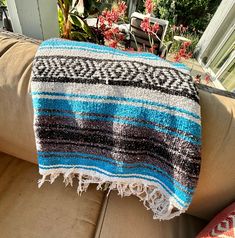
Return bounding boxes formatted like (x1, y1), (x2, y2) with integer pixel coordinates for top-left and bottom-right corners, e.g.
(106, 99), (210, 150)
(0, 152), (104, 238)
(188, 90), (235, 220)
(96, 192), (207, 238)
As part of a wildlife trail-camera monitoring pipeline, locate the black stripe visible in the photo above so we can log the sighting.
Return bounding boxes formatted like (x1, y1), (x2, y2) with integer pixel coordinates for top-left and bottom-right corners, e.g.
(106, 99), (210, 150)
(33, 77), (199, 103)
(36, 119), (200, 160)
(36, 127), (200, 176)
(36, 108), (201, 143)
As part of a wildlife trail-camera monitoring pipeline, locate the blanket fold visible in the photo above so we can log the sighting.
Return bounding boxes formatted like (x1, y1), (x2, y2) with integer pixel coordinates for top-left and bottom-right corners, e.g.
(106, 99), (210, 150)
(31, 38), (201, 220)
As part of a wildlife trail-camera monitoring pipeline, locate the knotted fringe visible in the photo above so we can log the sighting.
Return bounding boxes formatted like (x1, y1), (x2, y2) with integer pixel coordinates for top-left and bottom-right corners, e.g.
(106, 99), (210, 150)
(38, 170), (186, 220)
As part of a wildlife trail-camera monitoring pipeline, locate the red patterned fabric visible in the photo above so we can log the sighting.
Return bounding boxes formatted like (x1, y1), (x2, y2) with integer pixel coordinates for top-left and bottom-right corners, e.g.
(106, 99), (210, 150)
(196, 202), (235, 238)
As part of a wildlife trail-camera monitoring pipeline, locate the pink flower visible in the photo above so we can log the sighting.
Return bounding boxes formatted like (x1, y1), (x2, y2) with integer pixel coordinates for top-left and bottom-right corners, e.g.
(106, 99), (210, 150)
(145, 0), (154, 14)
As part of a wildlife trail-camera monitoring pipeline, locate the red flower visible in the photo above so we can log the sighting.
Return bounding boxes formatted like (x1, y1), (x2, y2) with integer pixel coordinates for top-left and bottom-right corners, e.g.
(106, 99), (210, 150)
(173, 41), (192, 62)
(185, 52), (192, 59)
(145, 0), (154, 14)
(118, 1), (127, 16)
(205, 74), (211, 84)
(125, 47), (135, 52)
(183, 41), (191, 48)
(118, 33), (125, 41)
(104, 29), (113, 41)
(179, 48), (186, 57)
(149, 45), (157, 53)
(174, 54), (181, 62)
(140, 18), (151, 32)
(98, 15), (105, 28)
(152, 22), (160, 33)
(112, 27), (120, 34)
(109, 40), (118, 48)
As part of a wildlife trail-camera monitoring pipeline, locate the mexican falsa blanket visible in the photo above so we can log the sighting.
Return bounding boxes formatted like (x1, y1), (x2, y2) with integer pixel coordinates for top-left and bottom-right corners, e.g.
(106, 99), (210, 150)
(31, 38), (201, 220)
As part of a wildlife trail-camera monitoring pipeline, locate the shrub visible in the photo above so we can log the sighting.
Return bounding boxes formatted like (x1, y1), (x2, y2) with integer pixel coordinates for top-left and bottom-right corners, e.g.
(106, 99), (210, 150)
(157, 0), (221, 33)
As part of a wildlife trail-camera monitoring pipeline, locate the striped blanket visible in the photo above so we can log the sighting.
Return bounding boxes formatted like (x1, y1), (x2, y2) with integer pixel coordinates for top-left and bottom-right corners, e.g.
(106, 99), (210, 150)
(31, 39), (201, 220)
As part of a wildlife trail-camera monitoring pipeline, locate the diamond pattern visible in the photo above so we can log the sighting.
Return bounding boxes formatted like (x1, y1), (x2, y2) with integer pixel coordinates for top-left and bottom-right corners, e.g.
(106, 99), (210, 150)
(33, 56), (198, 99)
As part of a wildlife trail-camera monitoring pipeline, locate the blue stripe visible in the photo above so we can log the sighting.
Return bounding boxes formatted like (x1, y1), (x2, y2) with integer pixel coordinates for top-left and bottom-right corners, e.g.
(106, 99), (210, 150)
(38, 151), (194, 193)
(40, 45), (160, 60)
(41, 43), (189, 72)
(39, 164), (188, 207)
(41, 39), (160, 60)
(41, 40), (189, 72)
(32, 92), (200, 120)
(171, 62), (190, 71)
(32, 98), (201, 139)
(38, 157), (191, 207)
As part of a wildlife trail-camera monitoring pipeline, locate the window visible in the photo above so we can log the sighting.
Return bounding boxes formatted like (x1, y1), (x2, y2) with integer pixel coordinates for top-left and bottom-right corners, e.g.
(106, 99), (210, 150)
(196, 0), (235, 92)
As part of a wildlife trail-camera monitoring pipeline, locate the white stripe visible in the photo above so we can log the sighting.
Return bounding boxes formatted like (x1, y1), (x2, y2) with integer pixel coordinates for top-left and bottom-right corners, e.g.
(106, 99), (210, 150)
(33, 94), (200, 124)
(31, 82), (200, 117)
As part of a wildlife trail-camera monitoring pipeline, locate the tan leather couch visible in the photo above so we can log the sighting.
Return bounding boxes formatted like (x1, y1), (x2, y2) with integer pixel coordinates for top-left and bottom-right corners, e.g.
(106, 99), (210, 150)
(0, 31), (235, 238)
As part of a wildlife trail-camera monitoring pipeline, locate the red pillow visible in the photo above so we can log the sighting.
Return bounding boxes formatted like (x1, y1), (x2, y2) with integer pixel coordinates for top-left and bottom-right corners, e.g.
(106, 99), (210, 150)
(196, 202), (235, 238)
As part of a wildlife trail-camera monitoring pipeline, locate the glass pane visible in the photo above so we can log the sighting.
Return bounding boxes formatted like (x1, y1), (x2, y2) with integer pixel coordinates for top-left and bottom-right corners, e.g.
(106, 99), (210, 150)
(210, 30), (235, 73)
(219, 59), (235, 92)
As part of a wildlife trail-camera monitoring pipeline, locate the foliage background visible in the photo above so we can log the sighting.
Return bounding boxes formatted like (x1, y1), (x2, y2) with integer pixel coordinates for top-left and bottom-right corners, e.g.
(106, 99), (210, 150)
(135, 0), (221, 32)
(156, 0), (221, 33)
(133, 0), (221, 54)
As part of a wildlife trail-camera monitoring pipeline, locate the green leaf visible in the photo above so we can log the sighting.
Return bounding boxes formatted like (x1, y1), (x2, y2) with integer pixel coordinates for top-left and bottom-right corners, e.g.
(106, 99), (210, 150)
(69, 14), (93, 37)
(71, 31), (88, 41)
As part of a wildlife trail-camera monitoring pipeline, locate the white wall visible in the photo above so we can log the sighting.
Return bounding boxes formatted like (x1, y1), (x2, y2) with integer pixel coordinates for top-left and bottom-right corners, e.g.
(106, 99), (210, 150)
(7, 0), (59, 40)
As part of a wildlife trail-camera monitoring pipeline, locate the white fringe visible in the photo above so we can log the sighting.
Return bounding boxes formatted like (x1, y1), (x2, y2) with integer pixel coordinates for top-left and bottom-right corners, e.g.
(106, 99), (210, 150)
(38, 169), (186, 220)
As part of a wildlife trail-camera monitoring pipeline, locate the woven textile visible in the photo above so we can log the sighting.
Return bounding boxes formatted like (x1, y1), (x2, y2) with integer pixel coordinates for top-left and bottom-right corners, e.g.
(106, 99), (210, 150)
(31, 39), (201, 220)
